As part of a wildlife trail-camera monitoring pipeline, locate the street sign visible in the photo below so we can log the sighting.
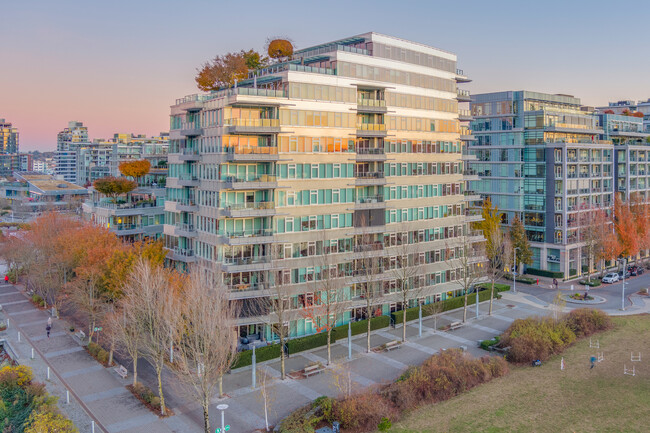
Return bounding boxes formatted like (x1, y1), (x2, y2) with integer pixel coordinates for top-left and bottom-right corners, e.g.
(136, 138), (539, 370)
(93, 327), (103, 332)
(215, 426), (230, 433)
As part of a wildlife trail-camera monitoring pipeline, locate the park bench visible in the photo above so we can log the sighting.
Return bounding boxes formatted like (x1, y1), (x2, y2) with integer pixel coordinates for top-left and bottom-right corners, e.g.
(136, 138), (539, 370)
(449, 321), (463, 330)
(384, 340), (402, 352)
(114, 364), (128, 379)
(73, 330), (86, 344)
(303, 363), (325, 377)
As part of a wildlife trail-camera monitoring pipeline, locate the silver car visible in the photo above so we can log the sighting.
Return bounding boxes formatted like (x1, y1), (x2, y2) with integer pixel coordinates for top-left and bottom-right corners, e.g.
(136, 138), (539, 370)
(602, 273), (619, 284)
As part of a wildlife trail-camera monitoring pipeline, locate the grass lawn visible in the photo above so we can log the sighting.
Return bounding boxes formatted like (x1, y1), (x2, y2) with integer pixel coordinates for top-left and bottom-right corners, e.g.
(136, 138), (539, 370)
(386, 315), (650, 433)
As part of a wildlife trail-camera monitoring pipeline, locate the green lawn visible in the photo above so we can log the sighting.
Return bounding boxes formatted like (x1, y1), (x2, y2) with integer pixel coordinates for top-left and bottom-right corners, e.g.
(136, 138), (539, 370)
(386, 315), (650, 433)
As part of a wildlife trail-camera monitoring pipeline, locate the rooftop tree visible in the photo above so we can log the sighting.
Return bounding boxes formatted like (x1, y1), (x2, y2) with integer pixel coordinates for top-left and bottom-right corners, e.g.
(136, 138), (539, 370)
(195, 49), (269, 91)
(119, 160), (151, 183)
(93, 176), (137, 203)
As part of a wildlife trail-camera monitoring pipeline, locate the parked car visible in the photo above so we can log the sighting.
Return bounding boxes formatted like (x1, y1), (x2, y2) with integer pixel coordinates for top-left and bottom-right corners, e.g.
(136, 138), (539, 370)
(618, 269), (631, 279)
(629, 265), (645, 276)
(602, 273), (619, 284)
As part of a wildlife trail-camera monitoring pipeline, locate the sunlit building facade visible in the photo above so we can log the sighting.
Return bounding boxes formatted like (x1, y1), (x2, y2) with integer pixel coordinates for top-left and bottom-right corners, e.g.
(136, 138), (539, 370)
(167, 33), (479, 340)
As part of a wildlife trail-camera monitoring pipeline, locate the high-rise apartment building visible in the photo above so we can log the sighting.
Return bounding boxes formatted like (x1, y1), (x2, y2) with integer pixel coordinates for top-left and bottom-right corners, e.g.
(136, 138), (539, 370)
(55, 121), (90, 183)
(166, 33), (479, 340)
(0, 119), (19, 154)
(469, 91), (650, 278)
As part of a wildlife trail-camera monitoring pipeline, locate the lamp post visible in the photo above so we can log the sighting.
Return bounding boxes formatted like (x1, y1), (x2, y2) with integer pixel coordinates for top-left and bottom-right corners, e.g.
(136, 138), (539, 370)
(619, 258), (626, 310)
(513, 247), (520, 293)
(475, 262), (484, 319)
(217, 404), (228, 433)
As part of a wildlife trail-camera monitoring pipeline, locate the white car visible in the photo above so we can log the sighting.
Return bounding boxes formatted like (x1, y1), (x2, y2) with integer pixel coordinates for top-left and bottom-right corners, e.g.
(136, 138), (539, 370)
(602, 273), (619, 284)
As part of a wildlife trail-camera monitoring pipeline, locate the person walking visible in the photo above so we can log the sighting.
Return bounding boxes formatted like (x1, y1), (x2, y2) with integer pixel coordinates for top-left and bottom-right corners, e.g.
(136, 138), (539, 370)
(47, 317), (52, 328)
(46, 324), (51, 338)
(4, 275), (8, 283)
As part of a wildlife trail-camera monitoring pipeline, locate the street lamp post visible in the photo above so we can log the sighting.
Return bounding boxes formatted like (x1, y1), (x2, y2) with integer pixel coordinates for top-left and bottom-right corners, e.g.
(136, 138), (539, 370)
(217, 404), (228, 433)
(620, 258), (627, 310)
(513, 247), (520, 293)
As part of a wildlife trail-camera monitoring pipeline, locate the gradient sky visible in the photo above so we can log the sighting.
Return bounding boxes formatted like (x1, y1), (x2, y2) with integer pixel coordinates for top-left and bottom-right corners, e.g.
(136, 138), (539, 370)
(3, 0), (649, 151)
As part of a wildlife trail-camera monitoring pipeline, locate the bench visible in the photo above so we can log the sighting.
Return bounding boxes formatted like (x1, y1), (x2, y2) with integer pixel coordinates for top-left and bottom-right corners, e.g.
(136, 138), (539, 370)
(384, 340), (402, 352)
(449, 321), (463, 330)
(73, 330), (86, 344)
(303, 364), (325, 377)
(114, 364), (128, 379)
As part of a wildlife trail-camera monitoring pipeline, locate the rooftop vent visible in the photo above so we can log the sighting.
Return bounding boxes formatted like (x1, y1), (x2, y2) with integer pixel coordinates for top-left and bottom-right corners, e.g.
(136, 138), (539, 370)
(57, 184), (68, 188)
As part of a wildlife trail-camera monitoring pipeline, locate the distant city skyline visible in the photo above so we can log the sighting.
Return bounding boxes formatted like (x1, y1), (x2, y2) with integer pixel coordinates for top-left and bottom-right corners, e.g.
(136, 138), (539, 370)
(3, 0), (649, 151)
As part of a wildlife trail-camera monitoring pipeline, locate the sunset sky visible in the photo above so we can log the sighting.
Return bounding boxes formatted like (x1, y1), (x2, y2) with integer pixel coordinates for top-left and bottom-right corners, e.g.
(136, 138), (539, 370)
(3, 0), (649, 151)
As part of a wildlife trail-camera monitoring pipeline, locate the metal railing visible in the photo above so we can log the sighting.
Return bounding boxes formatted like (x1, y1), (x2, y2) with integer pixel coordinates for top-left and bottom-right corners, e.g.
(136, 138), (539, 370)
(355, 171), (385, 179)
(226, 146), (278, 155)
(224, 229), (273, 238)
(175, 223), (195, 232)
(357, 123), (386, 131)
(356, 147), (385, 155)
(357, 98), (386, 107)
(224, 118), (280, 127)
(223, 201), (274, 211)
(356, 195), (384, 204)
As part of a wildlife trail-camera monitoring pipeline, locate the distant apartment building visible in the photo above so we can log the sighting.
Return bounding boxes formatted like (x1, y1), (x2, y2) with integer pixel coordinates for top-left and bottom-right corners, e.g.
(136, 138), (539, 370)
(0, 119), (19, 154)
(33, 160), (47, 173)
(0, 172), (88, 216)
(597, 99), (650, 133)
(55, 121), (90, 183)
(469, 91), (650, 278)
(166, 32), (480, 340)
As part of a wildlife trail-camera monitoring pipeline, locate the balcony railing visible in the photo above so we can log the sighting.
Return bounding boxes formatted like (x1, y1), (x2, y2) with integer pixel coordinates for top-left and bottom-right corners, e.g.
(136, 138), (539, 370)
(457, 89), (471, 98)
(113, 223), (142, 231)
(355, 171), (385, 179)
(357, 98), (386, 107)
(224, 229), (273, 238)
(357, 123), (386, 131)
(354, 242), (384, 253)
(226, 146), (278, 155)
(223, 201), (274, 211)
(173, 247), (194, 257)
(175, 87), (287, 105)
(222, 175), (277, 183)
(356, 195), (384, 204)
(224, 118), (280, 128)
(356, 147), (385, 155)
(175, 223), (195, 232)
(222, 256), (271, 266)
(91, 200), (159, 210)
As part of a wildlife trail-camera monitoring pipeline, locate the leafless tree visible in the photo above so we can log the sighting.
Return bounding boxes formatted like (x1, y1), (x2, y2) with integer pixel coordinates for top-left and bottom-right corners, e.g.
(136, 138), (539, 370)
(390, 238), (423, 342)
(122, 259), (179, 416)
(482, 224), (512, 315)
(446, 232), (486, 322)
(107, 303), (142, 386)
(170, 266), (239, 433)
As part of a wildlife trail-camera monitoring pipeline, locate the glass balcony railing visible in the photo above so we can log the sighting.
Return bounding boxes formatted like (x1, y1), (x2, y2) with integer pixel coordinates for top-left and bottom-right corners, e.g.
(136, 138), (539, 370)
(223, 229), (274, 238)
(223, 201), (275, 211)
(224, 118), (280, 127)
(225, 146), (278, 155)
(357, 124), (386, 131)
(356, 195), (384, 204)
(357, 98), (386, 107)
(355, 171), (385, 179)
(221, 174), (277, 183)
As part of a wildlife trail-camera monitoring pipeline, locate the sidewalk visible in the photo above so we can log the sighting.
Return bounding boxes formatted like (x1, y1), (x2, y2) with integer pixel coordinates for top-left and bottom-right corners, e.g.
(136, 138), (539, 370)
(0, 282), (189, 433)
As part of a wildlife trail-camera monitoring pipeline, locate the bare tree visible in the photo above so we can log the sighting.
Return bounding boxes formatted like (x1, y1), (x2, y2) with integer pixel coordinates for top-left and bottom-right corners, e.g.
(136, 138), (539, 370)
(481, 223), (512, 316)
(390, 238), (423, 342)
(123, 259), (178, 416)
(257, 369), (275, 432)
(108, 303), (142, 386)
(299, 236), (348, 364)
(354, 224), (385, 352)
(171, 266), (239, 433)
(446, 231), (486, 323)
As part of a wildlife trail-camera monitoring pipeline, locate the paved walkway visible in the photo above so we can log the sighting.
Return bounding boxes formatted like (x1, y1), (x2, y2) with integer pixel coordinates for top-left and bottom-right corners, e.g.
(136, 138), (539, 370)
(2, 276), (648, 433)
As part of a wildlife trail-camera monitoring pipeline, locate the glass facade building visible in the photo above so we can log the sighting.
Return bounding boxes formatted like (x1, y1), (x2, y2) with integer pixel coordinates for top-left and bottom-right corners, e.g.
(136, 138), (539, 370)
(166, 32), (479, 341)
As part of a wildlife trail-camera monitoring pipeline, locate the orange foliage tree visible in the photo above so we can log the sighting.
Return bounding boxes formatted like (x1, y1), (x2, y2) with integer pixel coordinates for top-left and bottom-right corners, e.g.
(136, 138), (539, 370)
(93, 176), (137, 203)
(267, 38), (294, 60)
(614, 195), (639, 260)
(195, 49), (268, 91)
(119, 159), (151, 181)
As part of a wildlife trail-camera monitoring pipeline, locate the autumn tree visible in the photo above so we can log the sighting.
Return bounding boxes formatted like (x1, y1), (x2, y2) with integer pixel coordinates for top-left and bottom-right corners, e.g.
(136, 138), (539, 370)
(266, 38), (294, 61)
(615, 194), (639, 260)
(631, 193), (650, 263)
(171, 266), (239, 433)
(119, 160), (151, 183)
(509, 215), (532, 273)
(195, 49), (268, 91)
(477, 199), (512, 315)
(93, 176), (137, 203)
(123, 259), (179, 416)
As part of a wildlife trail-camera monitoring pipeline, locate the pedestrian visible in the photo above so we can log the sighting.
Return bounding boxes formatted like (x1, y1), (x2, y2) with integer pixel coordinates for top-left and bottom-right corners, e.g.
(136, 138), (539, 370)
(46, 324), (51, 338)
(4, 275), (8, 283)
(553, 278), (558, 289)
(590, 356), (596, 369)
(47, 317), (52, 328)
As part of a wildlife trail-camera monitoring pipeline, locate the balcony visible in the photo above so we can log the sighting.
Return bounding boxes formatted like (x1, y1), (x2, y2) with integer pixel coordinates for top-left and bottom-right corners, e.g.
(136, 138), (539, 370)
(461, 152), (477, 161)
(177, 174), (200, 187)
(465, 210), (483, 223)
(354, 171), (387, 186)
(458, 109), (473, 121)
(225, 146), (279, 162)
(356, 123), (387, 137)
(354, 195), (386, 210)
(180, 128), (203, 137)
(456, 69), (471, 83)
(227, 283), (272, 300)
(220, 201), (276, 217)
(356, 147), (387, 161)
(175, 198), (198, 212)
(110, 223), (144, 236)
(457, 89), (471, 102)
(221, 175), (278, 190)
(223, 118), (280, 135)
(460, 129), (476, 141)
(463, 168), (480, 181)
(178, 148), (200, 161)
(463, 190), (482, 202)
(221, 256), (273, 272)
(174, 223), (197, 238)
(169, 247), (197, 263)
(357, 98), (387, 113)
(219, 229), (275, 245)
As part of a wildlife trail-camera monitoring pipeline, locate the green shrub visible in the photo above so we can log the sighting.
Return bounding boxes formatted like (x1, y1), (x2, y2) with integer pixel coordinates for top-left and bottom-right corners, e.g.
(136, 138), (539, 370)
(97, 349), (109, 365)
(31, 294), (43, 305)
(569, 269), (577, 276)
(287, 331), (329, 354)
(479, 336), (500, 351)
(580, 279), (601, 287)
(476, 283), (511, 292)
(232, 343), (282, 369)
(378, 417), (392, 431)
(333, 315), (390, 338)
(526, 268), (564, 279)
(87, 342), (100, 357)
(500, 317), (576, 363)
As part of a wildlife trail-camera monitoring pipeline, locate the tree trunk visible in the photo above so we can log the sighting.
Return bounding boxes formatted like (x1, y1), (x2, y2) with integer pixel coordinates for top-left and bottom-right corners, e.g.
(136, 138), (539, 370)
(156, 365), (166, 416)
(202, 396), (210, 433)
(366, 311), (371, 353)
(218, 375), (223, 398)
(402, 305), (407, 342)
(132, 357), (138, 387)
(326, 329), (332, 365)
(279, 335), (286, 380)
(463, 291), (468, 322)
(108, 340), (115, 367)
(489, 280), (495, 316)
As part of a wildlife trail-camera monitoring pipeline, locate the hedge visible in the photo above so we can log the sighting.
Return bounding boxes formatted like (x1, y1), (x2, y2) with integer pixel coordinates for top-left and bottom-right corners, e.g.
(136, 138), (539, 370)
(580, 279), (601, 287)
(525, 268), (564, 279)
(232, 343), (282, 369)
(287, 331), (330, 354)
(333, 315), (390, 338)
(391, 289), (505, 325)
(476, 283), (511, 292)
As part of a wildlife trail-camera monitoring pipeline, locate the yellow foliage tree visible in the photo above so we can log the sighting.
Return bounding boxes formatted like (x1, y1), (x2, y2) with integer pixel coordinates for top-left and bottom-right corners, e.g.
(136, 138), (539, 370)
(119, 159), (151, 180)
(25, 411), (78, 433)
